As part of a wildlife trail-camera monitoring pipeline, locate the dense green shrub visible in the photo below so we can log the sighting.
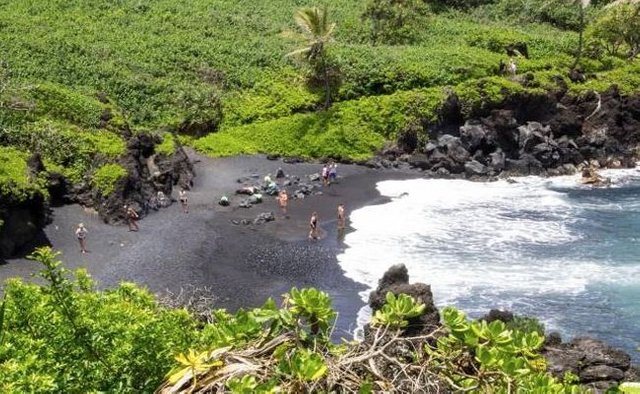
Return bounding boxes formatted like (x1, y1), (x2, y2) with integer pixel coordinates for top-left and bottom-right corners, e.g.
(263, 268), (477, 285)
(155, 133), (176, 156)
(0, 248), (200, 393)
(586, 3), (640, 58)
(476, 0), (583, 30)
(91, 163), (127, 196)
(29, 83), (105, 128)
(570, 61), (640, 94)
(0, 146), (46, 201)
(194, 87), (449, 160)
(362, 0), (430, 44)
(0, 120), (125, 182)
(430, 307), (580, 392)
(0, 251), (598, 392)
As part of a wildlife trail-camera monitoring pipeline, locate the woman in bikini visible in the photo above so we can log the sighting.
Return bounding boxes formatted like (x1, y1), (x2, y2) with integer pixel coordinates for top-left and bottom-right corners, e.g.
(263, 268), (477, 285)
(75, 223), (88, 253)
(309, 211), (319, 240)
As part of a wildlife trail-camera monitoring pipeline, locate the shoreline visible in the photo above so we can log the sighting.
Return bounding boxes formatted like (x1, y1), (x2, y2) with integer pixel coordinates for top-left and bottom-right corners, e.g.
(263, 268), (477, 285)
(0, 152), (422, 338)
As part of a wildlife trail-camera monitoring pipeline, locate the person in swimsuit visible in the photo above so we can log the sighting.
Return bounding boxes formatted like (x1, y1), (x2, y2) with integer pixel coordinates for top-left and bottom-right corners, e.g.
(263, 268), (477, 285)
(321, 164), (329, 187)
(75, 223), (88, 253)
(329, 163), (337, 185)
(125, 205), (139, 232)
(179, 188), (189, 213)
(309, 211), (319, 240)
(277, 190), (289, 216)
(337, 203), (346, 230)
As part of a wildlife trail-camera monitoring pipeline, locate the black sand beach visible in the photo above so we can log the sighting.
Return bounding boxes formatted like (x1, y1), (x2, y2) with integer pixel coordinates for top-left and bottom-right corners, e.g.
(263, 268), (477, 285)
(0, 152), (419, 338)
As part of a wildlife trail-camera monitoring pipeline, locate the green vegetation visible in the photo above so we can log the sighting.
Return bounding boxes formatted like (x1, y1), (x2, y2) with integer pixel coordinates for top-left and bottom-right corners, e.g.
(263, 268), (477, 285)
(285, 6), (338, 109)
(587, 2), (640, 59)
(0, 0), (638, 204)
(91, 163), (128, 196)
(0, 248), (199, 393)
(0, 146), (46, 201)
(431, 307), (566, 391)
(0, 248), (591, 392)
(363, 0), (430, 44)
(372, 292), (426, 328)
(155, 133), (176, 156)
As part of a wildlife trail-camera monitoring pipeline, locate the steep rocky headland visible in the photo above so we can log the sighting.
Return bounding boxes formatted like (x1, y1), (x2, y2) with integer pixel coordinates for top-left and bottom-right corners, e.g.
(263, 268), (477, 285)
(377, 86), (640, 179)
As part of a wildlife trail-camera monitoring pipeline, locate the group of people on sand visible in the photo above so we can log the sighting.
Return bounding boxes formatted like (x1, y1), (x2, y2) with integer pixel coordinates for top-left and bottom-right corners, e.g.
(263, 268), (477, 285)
(308, 203), (346, 241)
(75, 162), (348, 253)
(322, 162), (338, 187)
(74, 188), (191, 253)
(271, 163), (346, 241)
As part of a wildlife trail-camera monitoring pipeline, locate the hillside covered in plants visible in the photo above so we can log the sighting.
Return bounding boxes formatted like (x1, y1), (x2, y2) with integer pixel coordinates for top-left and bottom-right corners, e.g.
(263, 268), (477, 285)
(1, 0), (639, 194)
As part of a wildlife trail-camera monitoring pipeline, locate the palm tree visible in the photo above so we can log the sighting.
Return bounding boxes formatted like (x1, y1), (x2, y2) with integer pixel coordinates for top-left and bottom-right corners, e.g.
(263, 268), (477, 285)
(285, 6), (336, 109)
(570, 0), (591, 70)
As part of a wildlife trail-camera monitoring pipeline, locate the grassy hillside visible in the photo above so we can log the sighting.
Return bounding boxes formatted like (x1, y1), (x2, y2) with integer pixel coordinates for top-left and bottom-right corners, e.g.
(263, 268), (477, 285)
(0, 0), (639, 197)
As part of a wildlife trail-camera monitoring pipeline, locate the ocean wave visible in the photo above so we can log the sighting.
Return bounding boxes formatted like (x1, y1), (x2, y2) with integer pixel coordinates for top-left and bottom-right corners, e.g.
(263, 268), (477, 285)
(337, 172), (640, 343)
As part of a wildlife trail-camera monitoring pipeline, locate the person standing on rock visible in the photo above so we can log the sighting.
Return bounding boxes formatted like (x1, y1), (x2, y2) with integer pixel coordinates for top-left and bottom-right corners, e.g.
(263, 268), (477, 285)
(125, 205), (139, 232)
(179, 188), (189, 213)
(309, 211), (319, 240)
(277, 189), (289, 217)
(337, 203), (346, 230)
(75, 223), (88, 253)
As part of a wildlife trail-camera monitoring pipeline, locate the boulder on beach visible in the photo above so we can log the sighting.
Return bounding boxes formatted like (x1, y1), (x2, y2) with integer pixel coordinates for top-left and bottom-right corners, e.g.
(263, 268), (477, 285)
(253, 212), (275, 225)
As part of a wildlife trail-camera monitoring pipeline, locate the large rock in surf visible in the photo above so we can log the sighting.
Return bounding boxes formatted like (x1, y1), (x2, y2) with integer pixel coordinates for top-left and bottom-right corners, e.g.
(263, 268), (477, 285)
(368, 264), (440, 336)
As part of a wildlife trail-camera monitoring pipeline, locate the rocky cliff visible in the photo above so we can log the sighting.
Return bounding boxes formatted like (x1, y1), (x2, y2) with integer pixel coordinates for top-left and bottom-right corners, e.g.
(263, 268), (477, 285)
(376, 86), (640, 178)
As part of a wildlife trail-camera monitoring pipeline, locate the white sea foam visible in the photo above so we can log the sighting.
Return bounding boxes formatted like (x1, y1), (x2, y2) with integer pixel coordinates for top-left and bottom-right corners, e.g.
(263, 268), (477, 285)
(337, 169), (640, 336)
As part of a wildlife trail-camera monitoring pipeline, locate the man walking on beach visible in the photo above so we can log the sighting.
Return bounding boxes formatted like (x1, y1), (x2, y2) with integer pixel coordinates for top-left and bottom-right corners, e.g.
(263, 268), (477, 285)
(309, 211), (319, 240)
(124, 205), (139, 232)
(75, 223), (88, 253)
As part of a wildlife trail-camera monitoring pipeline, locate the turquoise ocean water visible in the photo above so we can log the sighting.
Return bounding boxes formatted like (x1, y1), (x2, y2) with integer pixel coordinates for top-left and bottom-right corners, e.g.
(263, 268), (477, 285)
(338, 168), (640, 361)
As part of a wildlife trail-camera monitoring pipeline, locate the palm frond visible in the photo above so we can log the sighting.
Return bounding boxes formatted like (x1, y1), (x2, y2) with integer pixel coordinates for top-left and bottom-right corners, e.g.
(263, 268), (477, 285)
(285, 46), (312, 58)
(294, 7), (318, 39)
(292, 6), (335, 43)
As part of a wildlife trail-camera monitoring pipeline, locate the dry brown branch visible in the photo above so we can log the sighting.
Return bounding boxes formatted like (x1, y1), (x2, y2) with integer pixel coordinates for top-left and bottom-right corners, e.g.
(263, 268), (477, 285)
(157, 285), (218, 323)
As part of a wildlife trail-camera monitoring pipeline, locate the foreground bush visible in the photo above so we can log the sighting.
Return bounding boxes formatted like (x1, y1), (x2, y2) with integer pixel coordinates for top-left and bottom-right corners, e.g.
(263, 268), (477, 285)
(0, 247), (588, 393)
(0, 248), (200, 393)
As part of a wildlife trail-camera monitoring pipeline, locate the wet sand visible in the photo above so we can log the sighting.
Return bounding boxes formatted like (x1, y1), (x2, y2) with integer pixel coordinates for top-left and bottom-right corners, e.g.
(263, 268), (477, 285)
(0, 152), (419, 338)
